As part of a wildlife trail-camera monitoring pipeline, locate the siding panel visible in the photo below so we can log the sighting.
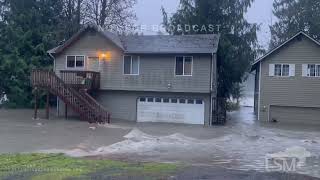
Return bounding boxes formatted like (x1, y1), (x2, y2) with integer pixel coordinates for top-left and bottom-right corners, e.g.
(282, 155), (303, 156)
(54, 31), (214, 94)
(270, 106), (320, 125)
(260, 36), (320, 122)
(95, 90), (211, 125)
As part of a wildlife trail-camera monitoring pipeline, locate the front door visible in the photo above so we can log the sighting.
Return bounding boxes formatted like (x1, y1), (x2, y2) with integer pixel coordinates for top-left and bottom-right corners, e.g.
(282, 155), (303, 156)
(87, 57), (100, 72)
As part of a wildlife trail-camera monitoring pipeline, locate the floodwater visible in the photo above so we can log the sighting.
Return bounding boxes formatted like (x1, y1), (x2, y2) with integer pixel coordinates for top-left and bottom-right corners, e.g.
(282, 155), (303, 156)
(41, 107), (320, 178)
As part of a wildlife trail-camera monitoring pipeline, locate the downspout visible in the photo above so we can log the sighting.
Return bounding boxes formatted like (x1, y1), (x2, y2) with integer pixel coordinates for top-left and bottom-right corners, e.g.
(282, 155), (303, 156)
(209, 52), (214, 126)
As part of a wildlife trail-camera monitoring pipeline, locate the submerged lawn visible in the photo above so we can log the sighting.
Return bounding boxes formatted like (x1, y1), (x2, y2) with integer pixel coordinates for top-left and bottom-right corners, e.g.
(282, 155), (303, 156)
(0, 154), (180, 180)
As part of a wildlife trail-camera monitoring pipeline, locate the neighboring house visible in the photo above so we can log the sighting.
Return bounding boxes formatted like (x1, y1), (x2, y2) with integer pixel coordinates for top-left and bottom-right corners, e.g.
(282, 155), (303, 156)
(252, 31), (320, 125)
(44, 24), (219, 125)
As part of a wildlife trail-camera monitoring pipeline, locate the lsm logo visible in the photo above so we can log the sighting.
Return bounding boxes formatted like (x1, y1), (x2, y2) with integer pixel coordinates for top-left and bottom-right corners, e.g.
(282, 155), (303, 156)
(265, 146), (312, 172)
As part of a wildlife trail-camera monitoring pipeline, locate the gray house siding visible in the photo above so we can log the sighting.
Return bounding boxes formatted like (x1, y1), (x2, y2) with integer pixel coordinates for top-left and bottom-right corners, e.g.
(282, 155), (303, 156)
(259, 36), (320, 122)
(54, 30), (215, 94)
(100, 54), (213, 93)
(52, 30), (216, 122)
(270, 105), (320, 125)
(254, 66), (260, 115)
(95, 90), (211, 125)
(54, 31), (122, 76)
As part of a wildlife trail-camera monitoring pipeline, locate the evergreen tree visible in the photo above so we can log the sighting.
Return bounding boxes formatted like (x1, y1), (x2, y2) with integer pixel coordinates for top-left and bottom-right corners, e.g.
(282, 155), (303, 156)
(162, 0), (260, 99)
(0, 0), (137, 108)
(0, 0), (65, 108)
(270, 0), (320, 48)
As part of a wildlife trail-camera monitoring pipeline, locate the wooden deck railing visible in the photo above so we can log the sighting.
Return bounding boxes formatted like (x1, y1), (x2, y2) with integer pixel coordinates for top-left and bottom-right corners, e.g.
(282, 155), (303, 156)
(60, 70), (100, 90)
(31, 69), (109, 123)
(80, 89), (111, 123)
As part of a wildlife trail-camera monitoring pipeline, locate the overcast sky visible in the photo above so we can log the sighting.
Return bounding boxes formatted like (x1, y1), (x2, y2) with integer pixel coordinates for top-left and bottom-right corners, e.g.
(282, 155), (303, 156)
(134, 0), (274, 48)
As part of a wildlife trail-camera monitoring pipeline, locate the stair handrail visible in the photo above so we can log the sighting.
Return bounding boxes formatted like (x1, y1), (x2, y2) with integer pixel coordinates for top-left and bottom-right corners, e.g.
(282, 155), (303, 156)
(31, 69), (108, 123)
(79, 89), (110, 123)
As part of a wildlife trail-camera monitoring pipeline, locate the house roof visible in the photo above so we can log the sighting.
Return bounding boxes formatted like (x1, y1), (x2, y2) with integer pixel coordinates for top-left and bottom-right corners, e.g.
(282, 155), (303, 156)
(121, 34), (219, 54)
(48, 24), (124, 54)
(48, 24), (220, 55)
(251, 31), (320, 70)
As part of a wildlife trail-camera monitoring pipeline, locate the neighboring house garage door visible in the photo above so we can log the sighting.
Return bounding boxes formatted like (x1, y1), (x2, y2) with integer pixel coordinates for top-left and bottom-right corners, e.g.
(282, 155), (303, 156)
(269, 105), (320, 125)
(137, 97), (205, 125)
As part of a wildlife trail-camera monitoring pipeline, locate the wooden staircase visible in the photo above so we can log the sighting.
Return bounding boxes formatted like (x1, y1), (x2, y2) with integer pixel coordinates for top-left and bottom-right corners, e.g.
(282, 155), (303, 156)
(31, 69), (110, 123)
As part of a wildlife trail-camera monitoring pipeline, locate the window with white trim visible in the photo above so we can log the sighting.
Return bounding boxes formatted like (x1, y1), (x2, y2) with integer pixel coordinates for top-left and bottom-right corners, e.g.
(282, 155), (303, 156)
(274, 64), (290, 77)
(307, 64), (320, 77)
(124, 55), (139, 75)
(175, 56), (193, 76)
(66, 56), (85, 69)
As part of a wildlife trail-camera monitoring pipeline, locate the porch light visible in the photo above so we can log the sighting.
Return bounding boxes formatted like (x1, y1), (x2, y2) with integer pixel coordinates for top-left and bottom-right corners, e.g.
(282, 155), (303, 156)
(99, 51), (112, 61)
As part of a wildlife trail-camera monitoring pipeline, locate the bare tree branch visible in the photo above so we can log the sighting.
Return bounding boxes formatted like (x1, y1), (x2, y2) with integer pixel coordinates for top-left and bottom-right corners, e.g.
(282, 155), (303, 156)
(83, 0), (136, 33)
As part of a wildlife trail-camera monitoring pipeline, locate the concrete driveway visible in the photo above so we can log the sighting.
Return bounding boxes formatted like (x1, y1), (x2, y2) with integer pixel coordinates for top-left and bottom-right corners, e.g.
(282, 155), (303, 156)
(0, 107), (320, 178)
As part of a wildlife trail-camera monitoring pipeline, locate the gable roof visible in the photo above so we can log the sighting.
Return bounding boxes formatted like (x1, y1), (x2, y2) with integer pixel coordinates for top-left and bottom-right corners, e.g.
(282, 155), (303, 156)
(48, 24), (220, 55)
(48, 24), (124, 54)
(251, 31), (320, 70)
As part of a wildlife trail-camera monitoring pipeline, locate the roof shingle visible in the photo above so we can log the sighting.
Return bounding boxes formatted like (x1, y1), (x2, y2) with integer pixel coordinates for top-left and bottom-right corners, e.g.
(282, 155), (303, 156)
(48, 24), (220, 55)
(121, 34), (219, 54)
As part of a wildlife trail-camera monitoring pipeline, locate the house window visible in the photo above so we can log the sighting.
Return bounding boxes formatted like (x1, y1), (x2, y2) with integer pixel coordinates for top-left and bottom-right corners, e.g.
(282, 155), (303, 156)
(307, 64), (320, 77)
(274, 64), (282, 76)
(274, 64), (289, 77)
(124, 55), (139, 75)
(175, 56), (193, 76)
(66, 56), (85, 69)
(282, 64), (289, 76)
(317, 65), (320, 77)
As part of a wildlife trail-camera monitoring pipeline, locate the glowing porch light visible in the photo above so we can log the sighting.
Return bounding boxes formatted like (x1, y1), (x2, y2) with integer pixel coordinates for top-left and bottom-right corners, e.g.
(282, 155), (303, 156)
(98, 51), (112, 61)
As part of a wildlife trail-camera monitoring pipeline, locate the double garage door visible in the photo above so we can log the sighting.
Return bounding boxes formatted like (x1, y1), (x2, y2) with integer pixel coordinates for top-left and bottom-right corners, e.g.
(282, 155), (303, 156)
(137, 97), (205, 125)
(270, 105), (320, 125)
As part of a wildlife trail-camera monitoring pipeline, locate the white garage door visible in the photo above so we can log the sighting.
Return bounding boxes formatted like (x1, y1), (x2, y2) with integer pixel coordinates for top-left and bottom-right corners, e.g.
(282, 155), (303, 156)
(137, 97), (205, 125)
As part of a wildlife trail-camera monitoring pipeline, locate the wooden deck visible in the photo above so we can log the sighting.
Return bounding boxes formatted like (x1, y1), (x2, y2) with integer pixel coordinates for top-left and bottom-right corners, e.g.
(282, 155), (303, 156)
(60, 70), (100, 90)
(31, 69), (110, 124)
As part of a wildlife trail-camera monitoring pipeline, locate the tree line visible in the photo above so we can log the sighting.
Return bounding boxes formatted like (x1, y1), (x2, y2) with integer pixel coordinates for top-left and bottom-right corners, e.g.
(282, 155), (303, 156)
(0, 0), (136, 108)
(163, 0), (320, 105)
(1, 0), (320, 108)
